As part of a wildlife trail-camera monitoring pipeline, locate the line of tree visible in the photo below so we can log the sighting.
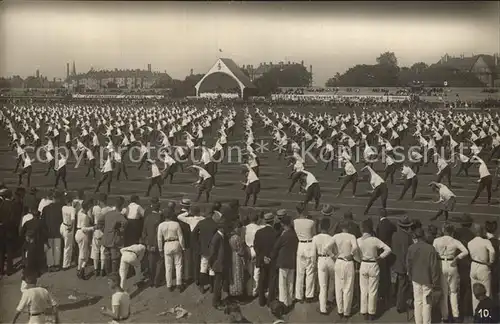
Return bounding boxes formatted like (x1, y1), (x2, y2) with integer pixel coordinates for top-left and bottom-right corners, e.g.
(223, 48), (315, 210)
(325, 52), (485, 87)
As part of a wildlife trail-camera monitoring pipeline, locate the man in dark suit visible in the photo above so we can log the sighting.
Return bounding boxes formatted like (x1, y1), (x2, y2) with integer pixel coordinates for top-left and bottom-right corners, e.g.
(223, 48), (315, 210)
(376, 208), (397, 305)
(42, 191), (64, 272)
(208, 219), (230, 310)
(453, 213), (475, 319)
(174, 202), (191, 286)
(102, 196), (127, 275)
(391, 216), (414, 313)
(254, 212), (278, 306)
(270, 214), (298, 309)
(192, 208), (218, 293)
(141, 197), (163, 287)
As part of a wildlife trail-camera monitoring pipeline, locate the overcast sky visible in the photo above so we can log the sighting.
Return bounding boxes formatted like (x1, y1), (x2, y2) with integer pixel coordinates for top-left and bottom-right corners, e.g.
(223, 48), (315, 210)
(0, 1), (499, 86)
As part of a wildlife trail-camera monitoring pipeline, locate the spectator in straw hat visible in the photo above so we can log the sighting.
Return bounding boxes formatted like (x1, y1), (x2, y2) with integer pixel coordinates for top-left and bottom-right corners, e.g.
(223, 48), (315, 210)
(254, 212), (277, 306)
(391, 216), (414, 313)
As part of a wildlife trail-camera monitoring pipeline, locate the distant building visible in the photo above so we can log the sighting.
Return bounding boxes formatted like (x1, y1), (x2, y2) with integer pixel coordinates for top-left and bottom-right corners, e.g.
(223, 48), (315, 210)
(241, 60), (310, 82)
(64, 63), (173, 91)
(432, 53), (499, 87)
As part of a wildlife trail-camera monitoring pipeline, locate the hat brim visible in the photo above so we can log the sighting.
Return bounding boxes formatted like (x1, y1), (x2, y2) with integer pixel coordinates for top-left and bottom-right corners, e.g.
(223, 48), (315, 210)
(397, 222), (413, 227)
(321, 212), (334, 217)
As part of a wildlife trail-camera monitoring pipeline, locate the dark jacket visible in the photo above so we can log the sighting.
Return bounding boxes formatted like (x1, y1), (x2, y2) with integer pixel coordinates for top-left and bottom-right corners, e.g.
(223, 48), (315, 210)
(406, 240), (441, 287)
(376, 218), (397, 246)
(271, 228), (298, 270)
(391, 227), (413, 274)
(254, 225), (278, 267)
(102, 209), (127, 248)
(192, 217), (218, 257)
(23, 194), (39, 215)
(42, 202), (64, 239)
(177, 218), (191, 250)
(141, 210), (163, 247)
(208, 231), (230, 273)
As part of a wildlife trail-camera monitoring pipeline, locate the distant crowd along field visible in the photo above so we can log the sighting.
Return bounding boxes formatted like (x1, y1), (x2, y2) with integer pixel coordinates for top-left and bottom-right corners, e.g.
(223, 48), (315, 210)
(274, 87), (500, 101)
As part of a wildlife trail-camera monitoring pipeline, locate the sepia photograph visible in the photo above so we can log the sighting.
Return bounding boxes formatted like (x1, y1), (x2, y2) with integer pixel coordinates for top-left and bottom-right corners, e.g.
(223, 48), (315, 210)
(0, 1), (499, 323)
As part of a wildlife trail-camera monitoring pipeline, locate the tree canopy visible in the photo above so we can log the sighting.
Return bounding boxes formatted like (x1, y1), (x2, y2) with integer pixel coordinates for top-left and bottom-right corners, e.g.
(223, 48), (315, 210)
(252, 64), (311, 96)
(326, 52), (485, 87)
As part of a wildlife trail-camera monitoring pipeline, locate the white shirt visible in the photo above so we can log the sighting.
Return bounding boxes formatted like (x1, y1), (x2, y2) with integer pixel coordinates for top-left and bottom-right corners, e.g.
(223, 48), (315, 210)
(23, 155), (31, 168)
(76, 211), (93, 232)
(16, 287), (58, 314)
(468, 237), (495, 265)
(401, 165), (416, 179)
(120, 244), (146, 261)
(433, 235), (468, 260)
(312, 233), (334, 256)
(386, 156), (395, 166)
(61, 206), (76, 227)
(357, 233), (391, 261)
(246, 169), (259, 185)
(56, 156), (67, 170)
(344, 161), (356, 176)
(294, 218), (316, 241)
(436, 183), (455, 201)
(157, 221), (184, 251)
(151, 163), (161, 178)
(125, 202), (145, 220)
(293, 160), (305, 173)
(436, 157), (448, 174)
(368, 169), (384, 189)
(302, 170), (318, 190)
(472, 156), (490, 179)
(102, 158), (113, 173)
(111, 291), (131, 320)
(457, 153), (469, 163)
(327, 232), (360, 261)
(244, 223), (263, 248)
(195, 167), (211, 180)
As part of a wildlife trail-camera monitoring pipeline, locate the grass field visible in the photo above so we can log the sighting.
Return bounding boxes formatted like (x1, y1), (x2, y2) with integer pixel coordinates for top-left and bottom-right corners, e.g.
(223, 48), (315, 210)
(0, 106), (499, 323)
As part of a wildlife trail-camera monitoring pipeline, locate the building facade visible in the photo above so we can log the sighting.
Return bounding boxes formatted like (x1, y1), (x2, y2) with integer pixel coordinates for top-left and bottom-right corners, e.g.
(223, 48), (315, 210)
(435, 53), (499, 87)
(64, 63), (172, 91)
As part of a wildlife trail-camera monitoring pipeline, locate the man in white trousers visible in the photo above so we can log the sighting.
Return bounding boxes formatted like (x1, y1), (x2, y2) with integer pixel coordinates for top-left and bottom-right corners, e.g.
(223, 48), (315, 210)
(293, 203), (316, 303)
(357, 219), (392, 321)
(433, 223), (469, 322)
(270, 213), (298, 309)
(119, 243), (146, 290)
(158, 208), (185, 291)
(60, 196), (76, 270)
(243, 212), (263, 297)
(406, 228), (442, 324)
(468, 223), (495, 312)
(312, 215), (335, 315)
(327, 220), (360, 318)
